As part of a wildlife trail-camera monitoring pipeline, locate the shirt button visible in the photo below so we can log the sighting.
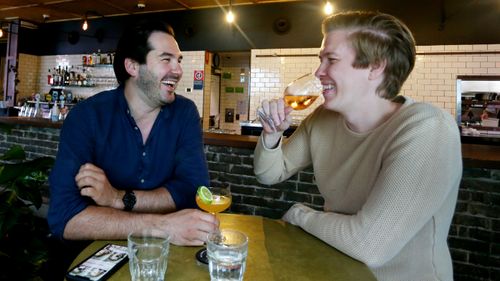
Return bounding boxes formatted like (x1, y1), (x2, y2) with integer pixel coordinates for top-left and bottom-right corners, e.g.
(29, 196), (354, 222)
(142, 152), (146, 156)
(140, 179), (144, 183)
(134, 126), (138, 130)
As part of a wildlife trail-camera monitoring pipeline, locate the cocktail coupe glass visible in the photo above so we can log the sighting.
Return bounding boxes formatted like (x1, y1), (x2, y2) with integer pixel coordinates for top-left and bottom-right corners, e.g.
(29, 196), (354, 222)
(257, 73), (322, 131)
(195, 187), (232, 264)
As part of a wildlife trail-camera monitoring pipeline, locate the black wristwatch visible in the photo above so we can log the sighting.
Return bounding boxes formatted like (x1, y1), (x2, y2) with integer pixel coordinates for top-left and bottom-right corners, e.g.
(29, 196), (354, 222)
(122, 190), (136, 211)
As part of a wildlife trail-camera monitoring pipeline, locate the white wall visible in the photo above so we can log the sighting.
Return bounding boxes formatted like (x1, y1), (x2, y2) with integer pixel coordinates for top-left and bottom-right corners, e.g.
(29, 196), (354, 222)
(249, 44), (500, 121)
(19, 43), (500, 131)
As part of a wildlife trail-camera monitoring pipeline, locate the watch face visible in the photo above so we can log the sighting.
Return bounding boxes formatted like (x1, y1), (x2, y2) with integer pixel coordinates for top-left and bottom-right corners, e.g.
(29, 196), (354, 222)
(123, 191), (136, 211)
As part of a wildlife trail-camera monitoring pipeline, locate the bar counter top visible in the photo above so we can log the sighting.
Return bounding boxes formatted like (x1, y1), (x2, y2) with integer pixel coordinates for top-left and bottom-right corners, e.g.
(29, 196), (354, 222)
(1, 116), (498, 169)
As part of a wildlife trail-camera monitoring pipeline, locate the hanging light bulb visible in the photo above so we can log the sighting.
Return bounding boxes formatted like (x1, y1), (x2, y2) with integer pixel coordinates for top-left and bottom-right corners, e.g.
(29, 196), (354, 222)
(0, 29), (3, 38)
(226, 0), (235, 23)
(226, 10), (235, 23)
(82, 19), (88, 31)
(324, 1), (334, 15)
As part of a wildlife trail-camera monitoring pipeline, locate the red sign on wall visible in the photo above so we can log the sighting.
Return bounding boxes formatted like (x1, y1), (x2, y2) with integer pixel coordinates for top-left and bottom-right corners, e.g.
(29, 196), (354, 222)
(193, 70), (204, 90)
(194, 70), (204, 81)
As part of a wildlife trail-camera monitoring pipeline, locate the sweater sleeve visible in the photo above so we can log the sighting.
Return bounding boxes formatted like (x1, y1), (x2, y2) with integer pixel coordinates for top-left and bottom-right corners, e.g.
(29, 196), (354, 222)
(254, 113), (315, 184)
(283, 110), (462, 267)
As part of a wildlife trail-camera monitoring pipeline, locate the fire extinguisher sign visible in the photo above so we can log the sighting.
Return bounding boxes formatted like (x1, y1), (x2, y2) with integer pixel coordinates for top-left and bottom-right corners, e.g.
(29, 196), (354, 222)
(193, 70), (204, 90)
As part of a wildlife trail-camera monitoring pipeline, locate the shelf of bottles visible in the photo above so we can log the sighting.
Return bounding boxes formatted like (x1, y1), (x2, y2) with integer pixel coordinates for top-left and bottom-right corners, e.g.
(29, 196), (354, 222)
(48, 51), (117, 88)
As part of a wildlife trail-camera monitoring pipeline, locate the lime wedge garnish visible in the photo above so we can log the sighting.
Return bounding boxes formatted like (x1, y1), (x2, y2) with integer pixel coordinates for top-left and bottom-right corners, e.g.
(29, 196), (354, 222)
(197, 186), (213, 204)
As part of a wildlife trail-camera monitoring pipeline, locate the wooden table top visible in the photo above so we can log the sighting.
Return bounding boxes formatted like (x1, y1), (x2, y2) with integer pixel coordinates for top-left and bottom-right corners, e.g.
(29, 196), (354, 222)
(67, 213), (375, 281)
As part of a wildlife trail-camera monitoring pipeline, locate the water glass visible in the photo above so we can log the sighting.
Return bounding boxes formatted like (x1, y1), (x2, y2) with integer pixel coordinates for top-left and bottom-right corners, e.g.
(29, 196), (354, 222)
(127, 230), (170, 281)
(207, 229), (248, 281)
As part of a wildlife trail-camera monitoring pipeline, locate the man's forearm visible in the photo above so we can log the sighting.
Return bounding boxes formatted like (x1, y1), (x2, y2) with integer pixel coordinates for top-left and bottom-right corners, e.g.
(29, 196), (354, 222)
(63, 205), (219, 246)
(63, 205), (162, 240)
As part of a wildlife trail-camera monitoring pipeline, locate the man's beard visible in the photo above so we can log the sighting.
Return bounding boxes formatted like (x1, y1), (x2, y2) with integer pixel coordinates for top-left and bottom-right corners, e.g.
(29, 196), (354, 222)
(137, 66), (170, 106)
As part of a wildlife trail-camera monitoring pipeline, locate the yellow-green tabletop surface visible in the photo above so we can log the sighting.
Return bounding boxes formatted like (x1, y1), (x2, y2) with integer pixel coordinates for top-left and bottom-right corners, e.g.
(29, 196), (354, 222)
(68, 213), (375, 280)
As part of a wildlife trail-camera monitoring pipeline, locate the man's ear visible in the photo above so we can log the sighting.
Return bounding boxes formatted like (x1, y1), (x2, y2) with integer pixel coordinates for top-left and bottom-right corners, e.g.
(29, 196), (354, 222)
(124, 58), (139, 77)
(368, 59), (387, 80)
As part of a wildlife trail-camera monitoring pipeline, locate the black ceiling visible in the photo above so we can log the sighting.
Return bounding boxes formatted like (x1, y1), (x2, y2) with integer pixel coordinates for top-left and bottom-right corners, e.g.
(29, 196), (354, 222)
(5, 0), (500, 55)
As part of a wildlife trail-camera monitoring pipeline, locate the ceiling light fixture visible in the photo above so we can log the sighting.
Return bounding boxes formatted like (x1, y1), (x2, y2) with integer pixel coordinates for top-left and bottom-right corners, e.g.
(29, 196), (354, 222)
(323, 1), (334, 15)
(226, 0), (235, 23)
(137, 0), (146, 9)
(0, 28), (3, 38)
(82, 18), (88, 31)
(81, 11), (103, 31)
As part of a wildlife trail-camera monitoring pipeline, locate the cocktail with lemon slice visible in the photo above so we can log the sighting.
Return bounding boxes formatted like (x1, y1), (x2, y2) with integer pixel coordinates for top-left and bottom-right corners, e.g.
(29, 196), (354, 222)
(195, 186), (232, 264)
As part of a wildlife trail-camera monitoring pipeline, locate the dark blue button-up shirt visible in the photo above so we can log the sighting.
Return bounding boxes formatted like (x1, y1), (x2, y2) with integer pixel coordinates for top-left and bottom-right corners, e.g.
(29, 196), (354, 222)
(48, 86), (209, 239)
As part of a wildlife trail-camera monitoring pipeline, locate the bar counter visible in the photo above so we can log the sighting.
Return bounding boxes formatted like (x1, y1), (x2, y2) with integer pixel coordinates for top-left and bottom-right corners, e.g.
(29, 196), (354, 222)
(1, 116), (497, 168)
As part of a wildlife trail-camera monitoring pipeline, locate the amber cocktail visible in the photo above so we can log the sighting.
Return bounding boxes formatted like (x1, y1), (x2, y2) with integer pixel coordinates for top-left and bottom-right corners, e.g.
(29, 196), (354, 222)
(283, 73), (322, 110)
(196, 193), (232, 214)
(195, 186), (232, 265)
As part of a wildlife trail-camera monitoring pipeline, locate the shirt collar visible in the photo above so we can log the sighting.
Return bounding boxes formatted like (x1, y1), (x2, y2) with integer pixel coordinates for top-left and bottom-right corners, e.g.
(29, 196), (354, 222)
(117, 86), (174, 120)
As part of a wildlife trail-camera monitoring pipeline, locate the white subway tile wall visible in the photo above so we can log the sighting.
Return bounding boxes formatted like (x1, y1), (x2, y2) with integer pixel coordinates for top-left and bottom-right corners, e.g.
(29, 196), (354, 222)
(17, 44), (500, 128)
(250, 48), (323, 122)
(202, 53), (213, 131)
(177, 50), (205, 117)
(403, 44), (500, 115)
(219, 66), (250, 134)
(250, 44), (500, 120)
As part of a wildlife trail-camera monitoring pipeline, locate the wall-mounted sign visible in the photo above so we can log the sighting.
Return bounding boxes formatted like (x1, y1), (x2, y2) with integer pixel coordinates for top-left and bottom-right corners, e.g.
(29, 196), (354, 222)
(222, 72), (232, 79)
(193, 70), (204, 90)
(237, 100), (247, 114)
(225, 87), (234, 93)
(235, 87), (244, 93)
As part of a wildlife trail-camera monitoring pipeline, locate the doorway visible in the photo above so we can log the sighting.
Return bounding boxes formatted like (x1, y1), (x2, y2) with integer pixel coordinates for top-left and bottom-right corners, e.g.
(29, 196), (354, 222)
(209, 74), (220, 128)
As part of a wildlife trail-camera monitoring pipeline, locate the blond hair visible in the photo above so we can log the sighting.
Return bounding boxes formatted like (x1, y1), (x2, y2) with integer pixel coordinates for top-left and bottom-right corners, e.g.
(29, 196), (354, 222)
(322, 11), (416, 98)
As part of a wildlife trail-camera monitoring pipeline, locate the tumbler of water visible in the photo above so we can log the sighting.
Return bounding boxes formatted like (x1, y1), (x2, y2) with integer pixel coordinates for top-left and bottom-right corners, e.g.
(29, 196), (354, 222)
(207, 229), (248, 281)
(127, 230), (170, 281)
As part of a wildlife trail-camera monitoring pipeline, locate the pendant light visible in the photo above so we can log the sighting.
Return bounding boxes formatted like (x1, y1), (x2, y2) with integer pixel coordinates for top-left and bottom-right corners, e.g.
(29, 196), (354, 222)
(324, 1), (334, 15)
(82, 19), (88, 31)
(82, 11), (88, 31)
(226, 0), (235, 23)
(81, 11), (103, 31)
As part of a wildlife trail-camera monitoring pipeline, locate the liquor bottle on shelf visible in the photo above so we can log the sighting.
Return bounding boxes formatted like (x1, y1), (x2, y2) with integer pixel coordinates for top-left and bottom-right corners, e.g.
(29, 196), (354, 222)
(108, 53), (113, 65)
(81, 68), (88, 86)
(64, 66), (70, 86)
(47, 69), (53, 85)
(52, 67), (58, 86)
(96, 50), (101, 64)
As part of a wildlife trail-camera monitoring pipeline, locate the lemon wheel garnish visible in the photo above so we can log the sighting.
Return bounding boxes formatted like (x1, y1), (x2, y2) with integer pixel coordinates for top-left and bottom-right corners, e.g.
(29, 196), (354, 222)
(197, 186), (213, 204)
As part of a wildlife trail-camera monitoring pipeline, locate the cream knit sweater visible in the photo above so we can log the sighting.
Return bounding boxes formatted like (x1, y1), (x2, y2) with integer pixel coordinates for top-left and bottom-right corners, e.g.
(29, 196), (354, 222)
(254, 97), (462, 281)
